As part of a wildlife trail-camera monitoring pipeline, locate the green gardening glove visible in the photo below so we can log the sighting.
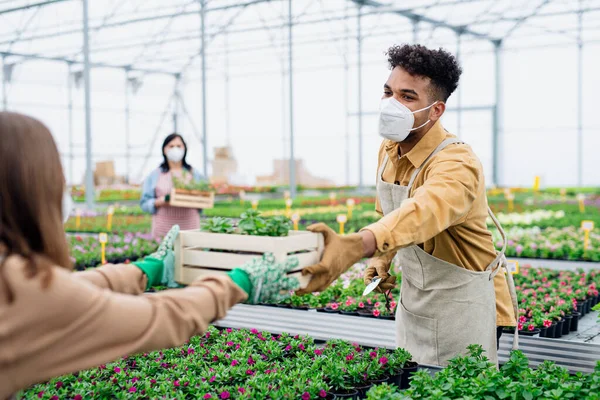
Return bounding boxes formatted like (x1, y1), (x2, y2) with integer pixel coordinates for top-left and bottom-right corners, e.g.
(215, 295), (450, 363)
(228, 253), (301, 304)
(134, 225), (181, 289)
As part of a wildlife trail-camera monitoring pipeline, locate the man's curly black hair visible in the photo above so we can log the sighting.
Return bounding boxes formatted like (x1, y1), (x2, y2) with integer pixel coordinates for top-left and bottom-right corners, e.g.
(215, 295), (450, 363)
(386, 44), (462, 102)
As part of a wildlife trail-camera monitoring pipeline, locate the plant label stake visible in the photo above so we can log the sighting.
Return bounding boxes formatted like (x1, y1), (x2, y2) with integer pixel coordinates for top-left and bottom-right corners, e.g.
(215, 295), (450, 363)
(581, 221), (594, 251)
(362, 277), (382, 296)
(239, 190), (246, 205)
(106, 206), (114, 231)
(337, 214), (347, 235)
(291, 213), (300, 231)
(505, 259), (519, 275)
(329, 192), (336, 207)
(533, 176), (540, 193)
(75, 208), (81, 230)
(285, 199), (293, 218)
(560, 188), (567, 202)
(346, 198), (355, 219)
(99, 233), (108, 265)
(577, 194), (585, 213)
(506, 193), (515, 213)
(251, 200), (259, 210)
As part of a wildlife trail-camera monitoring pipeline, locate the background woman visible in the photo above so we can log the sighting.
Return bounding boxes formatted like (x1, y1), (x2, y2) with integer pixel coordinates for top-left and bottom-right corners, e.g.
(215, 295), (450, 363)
(0, 112), (298, 399)
(141, 133), (204, 239)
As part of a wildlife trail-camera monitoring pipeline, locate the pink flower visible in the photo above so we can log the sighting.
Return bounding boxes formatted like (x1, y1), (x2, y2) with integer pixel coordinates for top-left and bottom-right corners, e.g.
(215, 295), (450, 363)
(302, 392), (311, 400)
(231, 360), (239, 366)
(379, 356), (389, 365)
(518, 316), (527, 323)
(330, 303), (339, 310)
(129, 387), (137, 393)
(209, 376), (216, 383)
(346, 353), (354, 361)
(358, 302), (365, 308)
(203, 395), (212, 399)
(375, 302), (381, 308)
(345, 298), (353, 306)
(220, 391), (231, 399)
(174, 380), (180, 387)
(55, 381), (64, 389)
(50, 397), (59, 400)
(251, 328), (259, 334)
(285, 345), (292, 351)
(373, 309), (381, 317)
(239, 387), (246, 394)
(319, 389), (328, 398)
(114, 367), (121, 373)
(131, 377), (139, 383)
(226, 341), (234, 347)
(246, 369), (255, 376)
(370, 351), (377, 359)
(248, 356), (255, 365)
(299, 343), (305, 351)
(390, 301), (397, 309)
(37, 392), (44, 399)
(188, 347), (195, 355)
(527, 324), (535, 331)
(226, 328), (233, 333)
(518, 322), (524, 331)
(314, 349), (323, 356)
(74, 396), (82, 400)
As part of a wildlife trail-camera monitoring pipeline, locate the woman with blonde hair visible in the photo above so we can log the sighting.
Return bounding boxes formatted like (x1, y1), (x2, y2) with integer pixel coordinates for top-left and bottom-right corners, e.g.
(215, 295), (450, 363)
(0, 112), (298, 399)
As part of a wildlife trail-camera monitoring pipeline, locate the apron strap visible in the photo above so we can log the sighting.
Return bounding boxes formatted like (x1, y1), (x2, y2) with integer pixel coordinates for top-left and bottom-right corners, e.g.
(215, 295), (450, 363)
(378, 153), (390, 182)
(407, 138), (464, 190)
(486, 208), (519, 351)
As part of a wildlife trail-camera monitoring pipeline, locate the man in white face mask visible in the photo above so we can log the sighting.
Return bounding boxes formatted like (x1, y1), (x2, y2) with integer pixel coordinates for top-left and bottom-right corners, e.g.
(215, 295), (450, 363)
(298, 44), (517, 367)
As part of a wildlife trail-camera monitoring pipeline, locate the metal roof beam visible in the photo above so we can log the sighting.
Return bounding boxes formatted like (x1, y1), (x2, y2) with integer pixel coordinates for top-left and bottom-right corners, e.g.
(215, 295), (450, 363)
(0, 0), (272, 47)
(0, 0), (71, 15)
(348, 0), (498, 43)
(0, 50), (175, 76)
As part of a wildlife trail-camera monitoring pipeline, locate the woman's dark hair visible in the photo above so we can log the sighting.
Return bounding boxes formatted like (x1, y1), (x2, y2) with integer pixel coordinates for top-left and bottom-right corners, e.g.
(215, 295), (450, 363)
(159, 133), (192, 172)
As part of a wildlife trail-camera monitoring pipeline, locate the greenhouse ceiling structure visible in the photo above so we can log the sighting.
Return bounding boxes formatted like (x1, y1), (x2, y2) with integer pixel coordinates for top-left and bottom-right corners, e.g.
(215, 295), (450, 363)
(0, 0), (598, 207)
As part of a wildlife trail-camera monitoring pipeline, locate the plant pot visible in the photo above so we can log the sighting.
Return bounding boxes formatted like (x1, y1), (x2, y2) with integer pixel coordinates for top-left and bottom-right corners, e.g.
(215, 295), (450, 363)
(357, 310), (376, 318)
(562, 315), (572, 335)
(340, 311), (359, 316)
(545, 322), (556, 338)
(570, 312), (581, 332)
(323, 394), (336, 400)
(518, 328), (540, 336)
(553, 320), (564, 338)
(577, 302), (585, 315)
(388, 370), (405, 389)
(275, 304), (291, 309)
(378, 314), (395, 320)
(369, 375), (391, 385)
(400, 361), (419, 389)
(538, 327), (548, 338)
(585, 299), (591, 314)
(354, 383), (373, 398)
(329, 389), (359, 399)
(321, 307), (340, 314)
(291, 305), (309, 311)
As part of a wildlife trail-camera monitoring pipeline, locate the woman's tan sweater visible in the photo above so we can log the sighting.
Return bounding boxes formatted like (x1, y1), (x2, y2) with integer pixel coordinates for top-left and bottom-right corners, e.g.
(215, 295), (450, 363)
(0, 256), (247, 399)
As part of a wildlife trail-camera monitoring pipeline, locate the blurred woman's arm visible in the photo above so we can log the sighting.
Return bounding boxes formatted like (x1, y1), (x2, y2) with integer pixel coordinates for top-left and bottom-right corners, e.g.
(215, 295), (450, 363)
(140, 170), (158, 214)
(74, 263), (148, 294)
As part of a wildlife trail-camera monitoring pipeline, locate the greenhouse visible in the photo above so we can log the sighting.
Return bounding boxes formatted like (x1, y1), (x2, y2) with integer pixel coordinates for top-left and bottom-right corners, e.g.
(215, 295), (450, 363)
(0, 0), (599, 399)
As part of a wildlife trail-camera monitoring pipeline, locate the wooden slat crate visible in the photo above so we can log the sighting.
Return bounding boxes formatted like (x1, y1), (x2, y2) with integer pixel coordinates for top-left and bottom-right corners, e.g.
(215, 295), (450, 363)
(174, 230), (324, 289)
(169, 189), (215, 209)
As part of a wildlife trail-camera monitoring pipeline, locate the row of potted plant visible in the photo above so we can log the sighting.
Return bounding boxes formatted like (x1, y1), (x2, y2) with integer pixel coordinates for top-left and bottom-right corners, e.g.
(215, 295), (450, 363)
(365, 345), (600, 400)
(22, 326), (417, 399)
(505, 266), (600, 338)
(493, 226), (600, 261)
(68, 233), (160, 270)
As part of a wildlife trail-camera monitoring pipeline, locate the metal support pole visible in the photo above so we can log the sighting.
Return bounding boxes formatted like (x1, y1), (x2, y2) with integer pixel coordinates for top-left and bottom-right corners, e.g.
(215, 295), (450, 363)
(357, 6), (363, 190)
(125, 69), (131, 184)
(344, 4), (350, 187)
(224, 32), (231, 146)
(412, 18), (419, 43)
(493, 40), (503, 187)
(200, 0), (208, 178)
(82, 0), (95, 209)
(577, 0), (583, 187)
(456, 33), (462, 138)
(67, 62), (74, 184)
(173, 74), (181, 133)
(1, 56), (7, 111)
(288, 0), (296, 198)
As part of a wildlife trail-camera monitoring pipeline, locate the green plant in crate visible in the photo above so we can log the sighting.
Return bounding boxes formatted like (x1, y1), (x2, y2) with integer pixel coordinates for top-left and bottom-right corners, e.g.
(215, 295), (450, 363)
(366, 383), (403, 400)
(238, 209), (267, 236)
(172, 172), (213, 192)
(201, 217), (235, 234)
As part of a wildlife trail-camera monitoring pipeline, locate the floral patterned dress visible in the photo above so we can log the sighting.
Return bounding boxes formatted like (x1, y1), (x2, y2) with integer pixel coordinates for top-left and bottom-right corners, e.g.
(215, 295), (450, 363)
(151, 170), (200, 239)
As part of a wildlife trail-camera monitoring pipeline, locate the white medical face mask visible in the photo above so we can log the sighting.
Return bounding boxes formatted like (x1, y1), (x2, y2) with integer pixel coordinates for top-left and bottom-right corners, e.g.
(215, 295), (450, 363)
(378, 97), (438, 142)
(166, 147), (185, 163)
(62, 190), (73, 224)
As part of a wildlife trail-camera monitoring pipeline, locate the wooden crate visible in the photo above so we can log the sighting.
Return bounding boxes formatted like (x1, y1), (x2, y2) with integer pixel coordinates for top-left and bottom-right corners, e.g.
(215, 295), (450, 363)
(169, 189), (215, 209)
(174, 230), (324, 289)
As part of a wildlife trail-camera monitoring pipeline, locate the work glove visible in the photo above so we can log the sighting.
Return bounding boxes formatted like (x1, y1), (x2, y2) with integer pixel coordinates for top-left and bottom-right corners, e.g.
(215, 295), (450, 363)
(364, 255), (397, 293)
(296, 223), (365, 295)
(133, 225), (181, 289)
(229, 254), (301, 304)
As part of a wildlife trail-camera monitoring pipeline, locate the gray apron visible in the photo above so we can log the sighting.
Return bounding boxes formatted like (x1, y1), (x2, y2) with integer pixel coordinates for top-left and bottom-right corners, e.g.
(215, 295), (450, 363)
(377, 138), (518, 367)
